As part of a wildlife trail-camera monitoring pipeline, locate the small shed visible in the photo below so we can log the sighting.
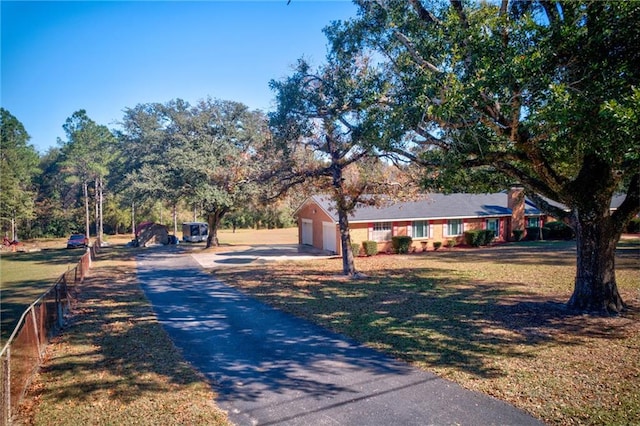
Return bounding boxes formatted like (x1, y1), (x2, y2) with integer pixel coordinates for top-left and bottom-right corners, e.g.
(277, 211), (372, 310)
(137, 223), (169, 247)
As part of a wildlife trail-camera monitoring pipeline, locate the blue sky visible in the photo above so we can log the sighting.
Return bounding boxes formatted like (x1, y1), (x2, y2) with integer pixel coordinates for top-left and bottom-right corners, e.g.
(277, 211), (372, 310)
(1, 1), (359, 153)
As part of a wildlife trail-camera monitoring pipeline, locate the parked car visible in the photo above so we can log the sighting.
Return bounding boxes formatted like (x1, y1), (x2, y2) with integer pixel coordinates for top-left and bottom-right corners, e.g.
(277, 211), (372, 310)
(66, 234), (88, 249)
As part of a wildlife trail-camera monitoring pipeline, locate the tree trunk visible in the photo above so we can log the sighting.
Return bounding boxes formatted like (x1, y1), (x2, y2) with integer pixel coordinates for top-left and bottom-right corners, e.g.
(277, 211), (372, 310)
(172, 203), (178, 236)
(83, 181), (90, 237)
(567, 211), (625, 314)
(132, 202), (136, 237)
(94, 180), (99, 238)
(329, 154), (357, 276)
(10, 215), (16, 241)
(337, 207), (357, 276)
(98, 177), (104, 242)
(206, 209), (226, 248)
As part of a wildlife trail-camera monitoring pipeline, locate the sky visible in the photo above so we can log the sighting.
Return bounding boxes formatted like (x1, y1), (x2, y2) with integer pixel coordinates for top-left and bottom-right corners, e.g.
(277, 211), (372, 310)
(1, 0), (359, 154)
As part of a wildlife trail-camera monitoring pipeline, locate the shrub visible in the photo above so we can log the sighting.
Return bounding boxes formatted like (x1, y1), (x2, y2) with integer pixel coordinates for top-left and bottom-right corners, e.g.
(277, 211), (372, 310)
(362, 240), (378, 256)
(464, 230), (483, 247)
(351, 242), (361, 256)
(481, 229), (496, 245)
(512, 229), (525, 241)
(626, 218), (640, 234)
(464, 230), (495, 247)
(526, 227), (543, 240)
(543, 221), (575, 240)
(446, 239), (456, 248)
(433, 241), (442, 250)
(391, 236), (413, 254)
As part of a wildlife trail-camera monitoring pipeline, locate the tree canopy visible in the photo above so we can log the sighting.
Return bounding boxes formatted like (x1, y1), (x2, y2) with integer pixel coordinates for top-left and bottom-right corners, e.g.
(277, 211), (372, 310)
(119, 98), (272, 247)
(59, 110), (117, 238)
(269, 54), (418, 275)
(0, 108), (40, 240)
(329, 0), (639, 312)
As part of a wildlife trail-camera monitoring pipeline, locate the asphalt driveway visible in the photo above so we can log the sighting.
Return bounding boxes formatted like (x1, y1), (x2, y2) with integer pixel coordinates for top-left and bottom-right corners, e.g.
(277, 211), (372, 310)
(136, 246), (542, 425)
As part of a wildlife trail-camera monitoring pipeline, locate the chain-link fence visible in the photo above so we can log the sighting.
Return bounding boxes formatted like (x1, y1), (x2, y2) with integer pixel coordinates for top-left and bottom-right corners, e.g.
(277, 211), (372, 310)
(0, 243), (98, 425)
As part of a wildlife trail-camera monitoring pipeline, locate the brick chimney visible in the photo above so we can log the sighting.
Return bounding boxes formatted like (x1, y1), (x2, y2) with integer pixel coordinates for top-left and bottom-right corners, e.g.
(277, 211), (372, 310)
(508, 187), (525, 240)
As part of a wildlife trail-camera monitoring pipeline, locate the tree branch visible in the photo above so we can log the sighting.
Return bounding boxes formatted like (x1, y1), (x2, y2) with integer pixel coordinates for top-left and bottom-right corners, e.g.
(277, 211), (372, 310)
(450, 0), (468, 29)
(611, 173), (640, 234)
(392, 31), (442, 74)
(526, 192), (571, 221)
(409, 0), (442, 25)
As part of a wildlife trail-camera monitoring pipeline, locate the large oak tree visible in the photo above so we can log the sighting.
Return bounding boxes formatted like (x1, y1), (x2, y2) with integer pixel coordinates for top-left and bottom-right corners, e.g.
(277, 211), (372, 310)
(331, 0), (639, 312)
(120, 98), (271, 248)
(269, 56), (417, 276)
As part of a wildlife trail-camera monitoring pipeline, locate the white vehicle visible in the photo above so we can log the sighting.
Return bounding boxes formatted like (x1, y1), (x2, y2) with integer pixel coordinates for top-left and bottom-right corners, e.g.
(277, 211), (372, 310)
(182, 222), (209, 242)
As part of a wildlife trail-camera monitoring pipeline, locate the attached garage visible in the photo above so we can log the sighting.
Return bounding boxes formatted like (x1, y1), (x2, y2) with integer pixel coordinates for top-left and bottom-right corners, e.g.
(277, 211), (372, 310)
(322, 221), (337, 254)
(301, 219), (313, 246)
(295, 198), (337, 253)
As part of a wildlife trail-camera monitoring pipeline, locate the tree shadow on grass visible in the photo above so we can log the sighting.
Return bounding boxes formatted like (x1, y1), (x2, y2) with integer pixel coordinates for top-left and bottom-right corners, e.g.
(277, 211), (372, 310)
(215, 260), (638, 383)
(25, 251), (213, 407)
(422, 239), (640, 271)
(1, 246), (140, 341)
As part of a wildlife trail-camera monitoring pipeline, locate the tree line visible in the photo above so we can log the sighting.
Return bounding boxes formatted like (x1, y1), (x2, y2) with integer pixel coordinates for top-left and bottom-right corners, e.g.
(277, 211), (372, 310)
(2, 1), (638, 313)
(1, 105), (298, 246)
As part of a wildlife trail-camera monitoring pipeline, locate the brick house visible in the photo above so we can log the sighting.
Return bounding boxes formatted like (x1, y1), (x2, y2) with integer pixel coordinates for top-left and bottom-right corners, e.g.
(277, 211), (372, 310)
(294, 188), (547, 255)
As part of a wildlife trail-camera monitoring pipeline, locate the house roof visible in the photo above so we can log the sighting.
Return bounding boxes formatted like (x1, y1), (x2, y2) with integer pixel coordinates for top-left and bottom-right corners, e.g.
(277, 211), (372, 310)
(303, 192), (630, 224)
(306, 192), (542, 224)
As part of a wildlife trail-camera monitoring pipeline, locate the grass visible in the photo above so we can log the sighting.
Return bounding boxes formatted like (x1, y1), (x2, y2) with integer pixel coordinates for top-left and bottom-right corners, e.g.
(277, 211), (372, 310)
(15, 243), (230, 425)
(0, 229), (293, 342)
(1, 245), (91, 344)
(213, 238), (640, 425)
(11, 229), (639, 425)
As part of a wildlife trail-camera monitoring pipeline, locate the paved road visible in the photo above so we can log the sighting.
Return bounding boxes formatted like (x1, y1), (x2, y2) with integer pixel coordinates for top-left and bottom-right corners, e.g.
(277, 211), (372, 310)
(136, 247), (542, 426)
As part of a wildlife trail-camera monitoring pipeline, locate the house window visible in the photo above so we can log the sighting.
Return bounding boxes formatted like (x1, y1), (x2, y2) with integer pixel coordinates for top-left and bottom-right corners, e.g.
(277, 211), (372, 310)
(527, 217), (540, 228)
(412, 220), (429, 239)
(486, 219), (499, 237)
(371, 222), (392, 241)
(446, 219), (463, 236)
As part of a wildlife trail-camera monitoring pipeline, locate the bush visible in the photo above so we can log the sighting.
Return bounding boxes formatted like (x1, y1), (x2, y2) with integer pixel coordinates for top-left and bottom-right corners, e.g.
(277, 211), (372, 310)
(464, 230), (483, 247)
(543, 221), (575, 240)
(391, 236), (413, 254)
(464, 230), (495, 247)
(446, 239), (456, 248)
(351, 242), (361, 256)
(433, 241), (442, 251)
(526, 227), (543, 240)
(481, 229), (496, 245)
(362, 240), (378, 256)
(512, 229), (525, 241)
(626, 218), (640, 234)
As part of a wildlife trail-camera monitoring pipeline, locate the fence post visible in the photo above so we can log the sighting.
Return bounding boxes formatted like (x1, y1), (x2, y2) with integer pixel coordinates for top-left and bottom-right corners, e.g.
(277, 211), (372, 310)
(2, 349), (11, 426)
(56, 281), (65, 329)
(30, 307), (42, 360)
(86, 247), (92, 268)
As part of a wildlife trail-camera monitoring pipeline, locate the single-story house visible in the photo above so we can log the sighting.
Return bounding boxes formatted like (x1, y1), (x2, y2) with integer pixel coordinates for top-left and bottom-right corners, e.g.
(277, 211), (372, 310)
(295, 189), (544, 255)
(295, 189), (628, 255)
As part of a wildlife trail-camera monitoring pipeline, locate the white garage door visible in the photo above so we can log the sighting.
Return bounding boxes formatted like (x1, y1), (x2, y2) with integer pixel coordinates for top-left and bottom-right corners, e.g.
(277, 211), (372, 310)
(322, 222), (337, 254)
(301, 219), (313, 246)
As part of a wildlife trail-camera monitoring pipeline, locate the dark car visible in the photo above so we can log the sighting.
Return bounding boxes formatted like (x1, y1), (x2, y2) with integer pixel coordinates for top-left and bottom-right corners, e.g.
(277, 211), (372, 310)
(66, 234), (88, 249)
